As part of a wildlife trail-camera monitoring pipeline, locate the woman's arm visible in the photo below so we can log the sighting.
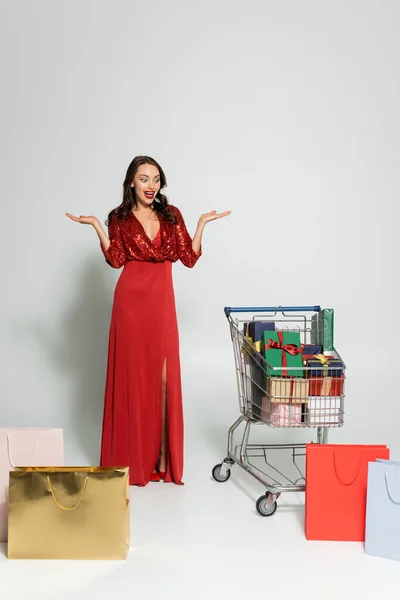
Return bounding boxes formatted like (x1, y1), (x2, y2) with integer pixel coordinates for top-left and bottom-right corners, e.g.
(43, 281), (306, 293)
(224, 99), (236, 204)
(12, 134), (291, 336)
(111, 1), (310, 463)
(92, 219), (110, 252)
(66, 213), (127, 268)
(192, 209), (231, 253)
(173, 207), (202, 268)
(98, 218), (127, 268)
(173, 207), (231, 268)
(191, 220), (204, 255)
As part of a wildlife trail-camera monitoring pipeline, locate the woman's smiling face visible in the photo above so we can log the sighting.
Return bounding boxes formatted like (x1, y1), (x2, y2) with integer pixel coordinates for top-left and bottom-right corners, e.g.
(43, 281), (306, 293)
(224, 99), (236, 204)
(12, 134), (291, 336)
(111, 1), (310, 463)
(132, 163), (161, 206)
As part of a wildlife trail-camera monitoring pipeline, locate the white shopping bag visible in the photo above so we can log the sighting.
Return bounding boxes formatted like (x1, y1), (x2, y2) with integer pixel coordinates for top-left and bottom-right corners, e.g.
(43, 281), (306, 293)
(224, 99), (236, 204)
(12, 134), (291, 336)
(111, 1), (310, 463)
(0, 428), (64, 541)
(365, 459), (400, 561)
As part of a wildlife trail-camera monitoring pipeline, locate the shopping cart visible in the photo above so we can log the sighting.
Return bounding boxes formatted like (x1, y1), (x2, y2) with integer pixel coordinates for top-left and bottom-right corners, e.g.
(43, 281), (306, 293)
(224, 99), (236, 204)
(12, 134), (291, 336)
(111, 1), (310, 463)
(211, 305), (346, 516)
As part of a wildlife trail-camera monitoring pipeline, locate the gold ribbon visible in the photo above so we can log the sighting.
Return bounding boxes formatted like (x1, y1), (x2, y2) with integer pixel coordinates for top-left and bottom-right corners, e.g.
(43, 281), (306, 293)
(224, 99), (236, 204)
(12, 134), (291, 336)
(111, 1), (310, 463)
(312, 354), (330, 376)
(242, 335), (262, 354)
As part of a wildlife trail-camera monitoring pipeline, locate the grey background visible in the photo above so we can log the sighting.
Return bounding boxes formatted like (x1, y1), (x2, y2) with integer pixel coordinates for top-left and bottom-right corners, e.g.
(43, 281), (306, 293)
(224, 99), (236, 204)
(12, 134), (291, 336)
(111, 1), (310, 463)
(0, 0), (398, 463)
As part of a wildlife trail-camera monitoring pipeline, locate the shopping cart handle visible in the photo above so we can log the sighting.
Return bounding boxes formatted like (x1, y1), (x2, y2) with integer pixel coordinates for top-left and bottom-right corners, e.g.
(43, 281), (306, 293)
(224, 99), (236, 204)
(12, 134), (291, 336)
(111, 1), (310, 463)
(224, 305), (321, 317)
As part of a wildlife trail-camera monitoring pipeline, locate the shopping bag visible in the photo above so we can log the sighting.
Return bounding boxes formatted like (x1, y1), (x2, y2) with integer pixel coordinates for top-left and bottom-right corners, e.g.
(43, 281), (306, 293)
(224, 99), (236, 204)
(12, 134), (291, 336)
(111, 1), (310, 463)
(365, 459), (400, 561)
(8, 466), (130, 560)
(0, 427), (64, 542)
(305, 444), (389, 541)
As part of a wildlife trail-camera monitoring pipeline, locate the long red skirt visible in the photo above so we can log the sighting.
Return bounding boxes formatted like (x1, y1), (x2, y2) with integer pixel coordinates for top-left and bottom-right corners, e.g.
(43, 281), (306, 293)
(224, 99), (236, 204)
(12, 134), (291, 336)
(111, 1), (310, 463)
(100, 259), (184, 486)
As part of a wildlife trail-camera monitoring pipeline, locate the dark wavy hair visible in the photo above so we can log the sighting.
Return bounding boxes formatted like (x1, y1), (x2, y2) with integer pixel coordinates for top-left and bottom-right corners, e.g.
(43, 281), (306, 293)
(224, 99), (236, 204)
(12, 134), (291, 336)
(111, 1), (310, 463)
(107, 155), (178, 225)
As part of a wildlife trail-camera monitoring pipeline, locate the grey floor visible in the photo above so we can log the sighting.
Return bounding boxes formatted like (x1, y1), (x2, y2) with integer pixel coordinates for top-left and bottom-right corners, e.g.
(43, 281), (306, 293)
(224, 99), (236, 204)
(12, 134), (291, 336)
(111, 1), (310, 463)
(1, 425), (400, 600)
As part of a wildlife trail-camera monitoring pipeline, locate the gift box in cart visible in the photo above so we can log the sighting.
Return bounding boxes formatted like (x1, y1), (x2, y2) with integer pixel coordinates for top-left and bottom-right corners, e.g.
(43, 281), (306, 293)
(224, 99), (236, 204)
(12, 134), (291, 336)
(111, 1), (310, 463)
(211, 305), (346, 517)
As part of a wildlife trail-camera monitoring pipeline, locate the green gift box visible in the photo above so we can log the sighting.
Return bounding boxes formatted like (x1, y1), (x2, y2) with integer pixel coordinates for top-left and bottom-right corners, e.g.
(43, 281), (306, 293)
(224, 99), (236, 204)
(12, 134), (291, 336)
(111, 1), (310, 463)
(262, 330), (304, 377)
(311, 314), (319, 344)
(310, 309), (334, 355)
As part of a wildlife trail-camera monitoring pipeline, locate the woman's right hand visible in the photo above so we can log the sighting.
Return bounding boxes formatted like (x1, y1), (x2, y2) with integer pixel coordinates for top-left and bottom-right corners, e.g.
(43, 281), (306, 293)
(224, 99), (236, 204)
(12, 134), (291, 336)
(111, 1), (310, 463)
(66, 213), (99, 226)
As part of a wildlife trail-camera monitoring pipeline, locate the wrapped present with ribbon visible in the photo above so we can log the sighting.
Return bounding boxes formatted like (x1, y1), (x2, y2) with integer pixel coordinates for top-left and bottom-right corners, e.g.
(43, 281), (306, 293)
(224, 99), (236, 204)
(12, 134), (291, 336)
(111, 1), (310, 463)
(262, 330), (304, 377)
(242, 321), (276, 355)
(261, 398), (302, 427)
(311, 314), (319, 344)
(8, 466), (130, 560)
(301, 344), (323, 362)
(306, 353), (345, 396)
(246, 321), (276, 352)
(241, 322), (276, 419)
(310, 308), (334, 355)
(306, 355), (344, 378)
(268, 377), (309, 404)
(308, 376), (344, 396)
(302, 343), (322, 356)
(306, 354), (344, 395)
(306, 396), (342, 425)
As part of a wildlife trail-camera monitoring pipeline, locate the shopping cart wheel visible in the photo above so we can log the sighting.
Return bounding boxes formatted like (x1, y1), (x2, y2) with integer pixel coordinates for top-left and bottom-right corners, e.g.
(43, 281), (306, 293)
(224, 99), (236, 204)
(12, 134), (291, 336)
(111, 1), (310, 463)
(256, 494), (277, 517)
(212, 463), (231, 483)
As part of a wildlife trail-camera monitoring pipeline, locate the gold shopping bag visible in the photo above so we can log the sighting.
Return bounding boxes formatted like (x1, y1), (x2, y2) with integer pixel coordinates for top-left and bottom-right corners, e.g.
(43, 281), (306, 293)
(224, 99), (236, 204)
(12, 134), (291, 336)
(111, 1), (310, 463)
(8, 466), (130, 560)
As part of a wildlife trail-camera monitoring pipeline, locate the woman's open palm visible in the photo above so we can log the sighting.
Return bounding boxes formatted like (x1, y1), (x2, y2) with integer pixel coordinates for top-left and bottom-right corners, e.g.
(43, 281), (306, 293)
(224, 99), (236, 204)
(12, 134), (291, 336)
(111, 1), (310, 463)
(199, 210), (231, 226)
(66, 213), (99, 226)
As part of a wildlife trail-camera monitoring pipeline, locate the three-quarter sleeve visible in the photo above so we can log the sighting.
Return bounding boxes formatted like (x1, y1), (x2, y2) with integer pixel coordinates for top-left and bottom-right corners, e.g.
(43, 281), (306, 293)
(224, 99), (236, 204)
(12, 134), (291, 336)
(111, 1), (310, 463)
(102, 217), (127, 269)
(173, 207), (202, 268)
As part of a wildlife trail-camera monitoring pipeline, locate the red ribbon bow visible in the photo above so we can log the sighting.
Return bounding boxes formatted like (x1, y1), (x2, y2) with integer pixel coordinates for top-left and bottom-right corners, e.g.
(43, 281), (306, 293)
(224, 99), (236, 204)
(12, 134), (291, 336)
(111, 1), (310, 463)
(265, 331), (301, 376)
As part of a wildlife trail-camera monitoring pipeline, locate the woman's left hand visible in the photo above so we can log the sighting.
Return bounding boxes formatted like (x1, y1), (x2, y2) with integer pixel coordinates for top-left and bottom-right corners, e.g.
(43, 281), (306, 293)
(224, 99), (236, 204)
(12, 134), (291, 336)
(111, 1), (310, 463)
(198, 210), (231, 226)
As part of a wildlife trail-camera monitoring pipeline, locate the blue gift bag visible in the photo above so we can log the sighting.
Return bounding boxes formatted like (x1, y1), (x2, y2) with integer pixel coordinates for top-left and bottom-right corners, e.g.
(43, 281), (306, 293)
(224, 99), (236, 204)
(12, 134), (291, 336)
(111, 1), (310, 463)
(365, 459), (400, 561)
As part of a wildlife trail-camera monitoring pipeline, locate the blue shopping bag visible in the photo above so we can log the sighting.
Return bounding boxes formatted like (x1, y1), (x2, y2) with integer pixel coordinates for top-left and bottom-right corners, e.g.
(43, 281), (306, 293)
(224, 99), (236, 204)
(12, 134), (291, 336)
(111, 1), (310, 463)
(365, 459), (400, 561)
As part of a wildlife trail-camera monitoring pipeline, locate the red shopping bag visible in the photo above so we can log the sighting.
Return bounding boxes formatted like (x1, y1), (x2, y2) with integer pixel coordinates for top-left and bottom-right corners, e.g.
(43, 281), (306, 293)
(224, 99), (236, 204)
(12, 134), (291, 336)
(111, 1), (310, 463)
(305, 444), (390, 541)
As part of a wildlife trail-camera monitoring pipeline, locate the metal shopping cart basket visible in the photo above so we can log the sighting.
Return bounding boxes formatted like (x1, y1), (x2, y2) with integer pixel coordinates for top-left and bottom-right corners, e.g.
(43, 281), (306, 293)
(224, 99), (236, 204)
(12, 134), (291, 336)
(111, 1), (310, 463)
(211, 305), (346, 516)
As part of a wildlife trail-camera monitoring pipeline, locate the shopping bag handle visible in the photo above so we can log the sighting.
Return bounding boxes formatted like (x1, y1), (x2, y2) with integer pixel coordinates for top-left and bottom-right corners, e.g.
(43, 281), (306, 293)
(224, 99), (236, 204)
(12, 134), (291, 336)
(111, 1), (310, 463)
(47, 476), (89, 511)
(333, 451), (363, 486)
(224, 305), (321, 317)
(6, 434), (38, 470)
(385, 469), (400, 505)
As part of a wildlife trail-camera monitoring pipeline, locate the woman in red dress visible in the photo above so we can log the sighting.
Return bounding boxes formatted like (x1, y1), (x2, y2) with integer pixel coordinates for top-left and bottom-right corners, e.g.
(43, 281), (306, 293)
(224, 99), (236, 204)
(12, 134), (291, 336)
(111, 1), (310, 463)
(67, 156), (230, 486)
